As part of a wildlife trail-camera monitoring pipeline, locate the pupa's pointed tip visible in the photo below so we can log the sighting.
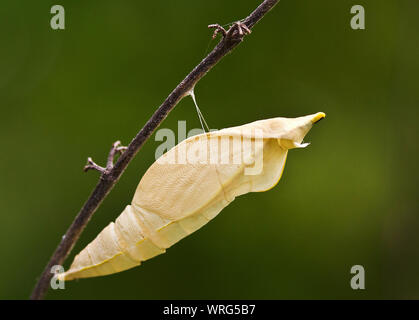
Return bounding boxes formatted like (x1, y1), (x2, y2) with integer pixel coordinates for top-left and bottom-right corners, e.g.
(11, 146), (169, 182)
(311, 112), (326, 124)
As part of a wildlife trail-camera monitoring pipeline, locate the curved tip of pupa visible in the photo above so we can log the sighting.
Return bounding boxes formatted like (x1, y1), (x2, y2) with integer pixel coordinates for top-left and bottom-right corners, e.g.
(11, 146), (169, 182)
(311, 112), (326, 124)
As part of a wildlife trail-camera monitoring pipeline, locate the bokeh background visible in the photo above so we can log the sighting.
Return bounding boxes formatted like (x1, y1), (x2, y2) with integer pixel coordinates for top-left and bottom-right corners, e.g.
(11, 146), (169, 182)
(0, 0), (418, 299)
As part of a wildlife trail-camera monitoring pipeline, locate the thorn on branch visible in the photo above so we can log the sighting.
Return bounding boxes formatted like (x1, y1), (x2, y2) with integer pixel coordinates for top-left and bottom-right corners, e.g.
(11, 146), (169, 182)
(83, 141), (127, 174)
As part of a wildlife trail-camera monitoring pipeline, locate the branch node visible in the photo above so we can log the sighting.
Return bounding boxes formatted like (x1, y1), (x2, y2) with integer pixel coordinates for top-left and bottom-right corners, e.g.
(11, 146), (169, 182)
(209, 21), (252, 41)
(228, 21), (252, 40)
(83, 141), (127, 174)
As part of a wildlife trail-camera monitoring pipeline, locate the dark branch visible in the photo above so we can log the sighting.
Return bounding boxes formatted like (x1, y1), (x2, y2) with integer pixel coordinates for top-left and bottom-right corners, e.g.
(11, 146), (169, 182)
(30, 0), (280, 300)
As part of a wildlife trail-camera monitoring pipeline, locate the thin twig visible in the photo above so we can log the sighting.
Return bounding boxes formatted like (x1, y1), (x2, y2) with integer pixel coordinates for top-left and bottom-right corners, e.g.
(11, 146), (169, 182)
(83, 157), (106, 173)
(208, 24), (227, 39)
(83, 141), (127, 173)
(30, 0), (280, 300)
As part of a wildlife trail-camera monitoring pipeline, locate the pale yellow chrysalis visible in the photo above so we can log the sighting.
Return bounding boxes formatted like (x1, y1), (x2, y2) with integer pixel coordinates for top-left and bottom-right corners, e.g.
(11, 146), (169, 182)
(59, 112), (325, 281)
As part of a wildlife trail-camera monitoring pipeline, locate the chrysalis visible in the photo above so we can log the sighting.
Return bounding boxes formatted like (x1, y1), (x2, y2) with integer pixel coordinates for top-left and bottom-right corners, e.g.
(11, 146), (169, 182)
(59, 112), (325, 281)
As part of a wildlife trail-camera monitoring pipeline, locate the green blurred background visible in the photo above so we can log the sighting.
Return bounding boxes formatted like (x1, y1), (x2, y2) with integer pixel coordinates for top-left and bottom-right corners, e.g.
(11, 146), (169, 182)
(0, 0), (418, 299)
